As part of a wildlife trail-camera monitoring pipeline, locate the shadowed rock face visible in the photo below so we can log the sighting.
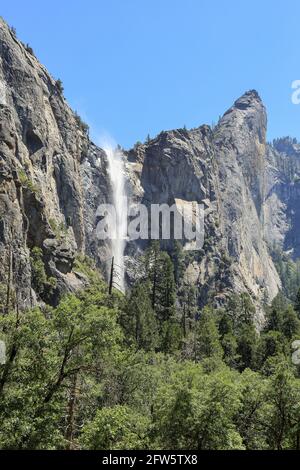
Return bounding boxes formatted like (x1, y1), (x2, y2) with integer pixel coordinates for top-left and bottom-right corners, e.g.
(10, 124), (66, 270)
(0, 17), (299, 318)
(265, 139), (300, 259)
(125, 92), (281, 322)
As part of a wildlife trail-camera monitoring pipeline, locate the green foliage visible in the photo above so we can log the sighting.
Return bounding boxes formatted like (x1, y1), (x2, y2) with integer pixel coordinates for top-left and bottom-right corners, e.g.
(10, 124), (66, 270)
(153, 364), (244, 449)
(295, 287), (300, 318)
(282, 305), (300, 339)
(226, 292), (256, 328)
(236, 369), (268, 449)
(193, 307), (223, 363)
(179, 283), (198, 337)
(160, 319), (182, 354)
(25, 43), (34, 56)
(144, 242), (176, 323)
(170, 240), (184, 285)
(80, 405), (150, 450)
(236, 324), (258, 371)
(48, 218), (68, 239)
(264, 295), (300, 340)
(30, 247), (57, 298)
(73, 254), (101, 285)
(0, 290), (122, 449)
(121, 283), (158, 351)
(1, 280), (300, 450)
(142, 243), (181, 352)
(221, 332), (239, 368)
(221, 293), (258, 371)
(0, 307), (64, 449)
(74, 111), (89, 135)
(0, 283), (8, 315)
(2, 237), (300, 450)
(257, 331), (289, 371)
(272, 246), (300, 300)
(55, 79), (64, 94)
(18, 169), (39, 194)
(264, 362), (300, 449)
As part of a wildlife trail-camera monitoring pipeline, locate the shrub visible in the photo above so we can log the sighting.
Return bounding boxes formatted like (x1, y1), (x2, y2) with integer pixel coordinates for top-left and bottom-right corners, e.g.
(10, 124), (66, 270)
(17, 169), (39, 194)
(55, 79), (64, 94)
(25, 43), (34, 56)
(30, 247), (57, 297)
(74, 111), (89, 135)
(30, 247), (48, 294)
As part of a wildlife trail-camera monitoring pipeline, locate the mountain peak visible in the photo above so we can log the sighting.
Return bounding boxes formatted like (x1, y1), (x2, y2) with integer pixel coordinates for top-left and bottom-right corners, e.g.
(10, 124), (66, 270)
(216, 89), (266, 146)
(233, 89), (263, 110)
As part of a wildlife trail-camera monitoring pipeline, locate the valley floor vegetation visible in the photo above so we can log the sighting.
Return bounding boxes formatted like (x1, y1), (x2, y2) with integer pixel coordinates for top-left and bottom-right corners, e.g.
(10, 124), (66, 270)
(1, 242), (300, 450)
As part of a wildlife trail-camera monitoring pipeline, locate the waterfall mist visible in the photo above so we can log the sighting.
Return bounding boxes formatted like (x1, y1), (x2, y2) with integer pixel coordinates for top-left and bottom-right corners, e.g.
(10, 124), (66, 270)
(105, 144), (127, 292)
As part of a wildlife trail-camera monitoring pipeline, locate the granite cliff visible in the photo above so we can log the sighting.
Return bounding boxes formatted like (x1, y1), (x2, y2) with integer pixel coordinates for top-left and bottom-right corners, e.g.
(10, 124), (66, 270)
(1, 17), (299, 319)
(0, 17), (111, 307)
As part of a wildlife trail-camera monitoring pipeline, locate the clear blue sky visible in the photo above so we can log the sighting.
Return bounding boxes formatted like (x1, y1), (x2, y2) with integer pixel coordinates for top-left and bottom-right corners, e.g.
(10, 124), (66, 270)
(1, 0), (300, 148)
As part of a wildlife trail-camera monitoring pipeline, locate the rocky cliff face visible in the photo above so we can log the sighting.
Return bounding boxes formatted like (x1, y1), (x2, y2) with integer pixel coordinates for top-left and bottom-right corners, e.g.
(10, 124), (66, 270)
(264, 138), (300, 259)
(1, 17), (299, 319)
(125, 92), (281, 320)
(0, 18), (111, 307)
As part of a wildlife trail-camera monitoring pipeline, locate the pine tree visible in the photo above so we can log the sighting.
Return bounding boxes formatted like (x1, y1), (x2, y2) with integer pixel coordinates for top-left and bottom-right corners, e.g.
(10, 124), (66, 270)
(256, 331), (289, 371)
(144, 242), (176, 323)
(264, 296), (285, 333)
(226, 293), (255, 330)
(179, 284), (198, 337)
(143, 243), (179, 352)
(121, 282), (158, 351)
(144, 241), (160, 311)
(194, 307), (223, 362)
(282, 305), (300, 339)
(264, 362), (300, 450)
(295, 288), (300, 318)
(236, 324), (258, 371)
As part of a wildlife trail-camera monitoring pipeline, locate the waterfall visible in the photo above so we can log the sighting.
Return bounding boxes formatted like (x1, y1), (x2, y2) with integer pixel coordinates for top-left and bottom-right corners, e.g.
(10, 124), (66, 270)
(105, 145), (127, 291)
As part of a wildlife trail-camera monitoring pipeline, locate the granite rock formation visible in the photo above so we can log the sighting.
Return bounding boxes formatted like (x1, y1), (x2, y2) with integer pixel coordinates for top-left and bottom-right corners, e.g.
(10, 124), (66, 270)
(1, 17), (300, 320)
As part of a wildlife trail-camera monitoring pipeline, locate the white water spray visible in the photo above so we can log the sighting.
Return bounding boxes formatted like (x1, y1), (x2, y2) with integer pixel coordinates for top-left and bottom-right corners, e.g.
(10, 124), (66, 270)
(105, 145), (127, 291)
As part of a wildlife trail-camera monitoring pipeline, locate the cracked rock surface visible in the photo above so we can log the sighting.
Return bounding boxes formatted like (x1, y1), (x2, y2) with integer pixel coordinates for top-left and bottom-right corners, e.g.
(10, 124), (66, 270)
(1, 18), (299, 319)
